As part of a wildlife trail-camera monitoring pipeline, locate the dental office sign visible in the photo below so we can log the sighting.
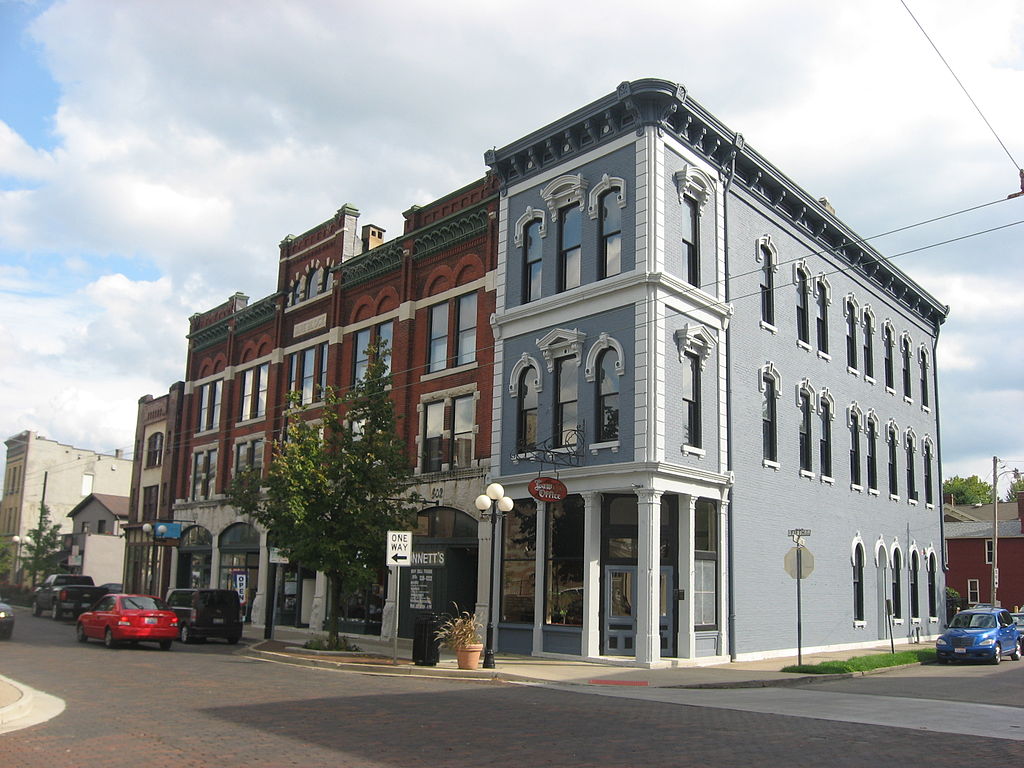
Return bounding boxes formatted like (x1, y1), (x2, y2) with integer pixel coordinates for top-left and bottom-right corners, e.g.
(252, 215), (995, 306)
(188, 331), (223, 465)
(528, 477), (567, 502)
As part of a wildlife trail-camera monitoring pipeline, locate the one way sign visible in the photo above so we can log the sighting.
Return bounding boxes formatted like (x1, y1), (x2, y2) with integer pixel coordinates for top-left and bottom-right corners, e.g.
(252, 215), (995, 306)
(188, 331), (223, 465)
(387, 530), (412, 567)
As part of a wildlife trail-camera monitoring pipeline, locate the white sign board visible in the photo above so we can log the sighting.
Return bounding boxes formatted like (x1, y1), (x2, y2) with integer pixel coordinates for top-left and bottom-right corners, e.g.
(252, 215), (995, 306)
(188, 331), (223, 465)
(387, 530), (412, 567)
(268, 547), (290, 564)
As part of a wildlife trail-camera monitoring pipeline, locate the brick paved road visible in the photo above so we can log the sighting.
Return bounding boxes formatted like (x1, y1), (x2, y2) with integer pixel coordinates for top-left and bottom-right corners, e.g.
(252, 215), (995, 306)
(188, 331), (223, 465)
(3, 611), (1024, 767)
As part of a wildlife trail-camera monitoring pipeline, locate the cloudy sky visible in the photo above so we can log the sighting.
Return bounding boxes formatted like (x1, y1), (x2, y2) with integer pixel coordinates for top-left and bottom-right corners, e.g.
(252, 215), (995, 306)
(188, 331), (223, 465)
(1, 0), (1022, 492)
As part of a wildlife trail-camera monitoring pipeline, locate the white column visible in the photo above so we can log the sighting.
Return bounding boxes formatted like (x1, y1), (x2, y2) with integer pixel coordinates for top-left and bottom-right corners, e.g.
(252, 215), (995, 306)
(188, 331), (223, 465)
(532, 502), (546, 655)
(209, 540), (221, 589)
(636, 488), (663, 665)
(581, 491), (602, 658)
(251, 529), (270, 625)
(677, 494), (696, 659)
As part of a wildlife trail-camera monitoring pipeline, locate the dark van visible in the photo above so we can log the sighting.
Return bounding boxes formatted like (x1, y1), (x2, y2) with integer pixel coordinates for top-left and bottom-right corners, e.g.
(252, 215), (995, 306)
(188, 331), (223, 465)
(165, 589), (243, 644)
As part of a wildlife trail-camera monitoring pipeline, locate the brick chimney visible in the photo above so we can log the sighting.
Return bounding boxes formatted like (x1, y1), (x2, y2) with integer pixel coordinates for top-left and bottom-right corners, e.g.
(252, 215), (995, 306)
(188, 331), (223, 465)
(361, 224), (385, 252)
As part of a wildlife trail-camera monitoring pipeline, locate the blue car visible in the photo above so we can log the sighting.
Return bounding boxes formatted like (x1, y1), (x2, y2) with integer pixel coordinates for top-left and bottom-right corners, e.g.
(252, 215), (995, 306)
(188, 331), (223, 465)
(936, 608), (1021, 664)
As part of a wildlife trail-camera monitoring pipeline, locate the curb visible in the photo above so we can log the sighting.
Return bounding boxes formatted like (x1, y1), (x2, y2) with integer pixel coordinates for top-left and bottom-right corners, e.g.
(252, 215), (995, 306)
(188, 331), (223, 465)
(671, 660), (927, 689)
(0, 675), (34, 726)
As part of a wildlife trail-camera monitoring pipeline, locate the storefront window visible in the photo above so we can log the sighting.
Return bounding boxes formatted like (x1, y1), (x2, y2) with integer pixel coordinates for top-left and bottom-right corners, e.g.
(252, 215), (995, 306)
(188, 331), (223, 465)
(501, 499), (536, 623)
(694, 499), (718, 630)
(545, 495), (584, 626)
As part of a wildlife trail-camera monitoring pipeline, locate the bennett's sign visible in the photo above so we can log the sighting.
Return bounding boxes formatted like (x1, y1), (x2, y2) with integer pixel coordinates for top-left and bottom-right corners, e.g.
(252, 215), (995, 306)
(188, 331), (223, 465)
(528, 476), (568, 502)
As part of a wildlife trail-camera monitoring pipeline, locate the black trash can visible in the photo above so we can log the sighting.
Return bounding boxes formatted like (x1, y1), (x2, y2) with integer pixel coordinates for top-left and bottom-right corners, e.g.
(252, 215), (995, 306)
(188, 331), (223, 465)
(412, 612), (441, 666)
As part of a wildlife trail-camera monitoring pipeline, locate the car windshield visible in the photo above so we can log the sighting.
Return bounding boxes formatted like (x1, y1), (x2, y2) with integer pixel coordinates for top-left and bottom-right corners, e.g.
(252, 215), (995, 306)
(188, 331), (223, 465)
(120, 596), (169, 611)
(949, 613), (997, 629)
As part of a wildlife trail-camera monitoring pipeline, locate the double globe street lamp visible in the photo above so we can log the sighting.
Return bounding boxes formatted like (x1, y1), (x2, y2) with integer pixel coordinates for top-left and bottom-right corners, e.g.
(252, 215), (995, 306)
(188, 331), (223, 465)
(475, 482), (514, 669)
(141, 522), (168, 596)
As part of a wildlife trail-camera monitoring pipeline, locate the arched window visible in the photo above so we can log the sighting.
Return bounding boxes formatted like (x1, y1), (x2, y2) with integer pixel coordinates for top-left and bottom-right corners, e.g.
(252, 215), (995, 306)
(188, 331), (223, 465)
(906, 431), (918, 501)
(919, 347), (930, 407)
(819, 396), (833, 478)
(815, 279), (829, 354)
(901, 333), (913, 399)
(927, 553), (938, 618)
(599, 190), (622, 279)
(681, 196), (700, 286)
(762, 371), (778, 462)
(910, 550), (920, 620)
(759, 242), (775, 325)
(798, 388), (813, 472)
(892, 548), (903, 620)
(866, 412), (879, 492)
(291, 279), (303, 307)
(516, 366), (539, 451)
(862, 308), (875, 378)
(849, 408), (862, 487)
(923, 439), (935, 505)
(306, 268), (323, 300)
(146, 432), (164, 468)
(883, 323), (895, 389)
(596, 349), (619, 442)
(845, 299), (858, 369)
(523, 220), (542, 303)
(796, 267), (811, 344)
(853, 543), (865, 622)
(558, 205), (582, 292)
(887, 423), (899, 496)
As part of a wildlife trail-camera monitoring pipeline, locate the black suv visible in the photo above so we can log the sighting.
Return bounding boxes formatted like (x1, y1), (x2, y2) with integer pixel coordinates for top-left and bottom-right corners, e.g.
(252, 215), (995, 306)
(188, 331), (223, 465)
(165, 589), (243, 644)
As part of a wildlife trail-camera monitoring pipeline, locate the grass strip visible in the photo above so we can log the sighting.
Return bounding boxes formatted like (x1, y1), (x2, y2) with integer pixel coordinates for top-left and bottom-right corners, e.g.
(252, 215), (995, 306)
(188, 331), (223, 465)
(782, 648), (936, 674)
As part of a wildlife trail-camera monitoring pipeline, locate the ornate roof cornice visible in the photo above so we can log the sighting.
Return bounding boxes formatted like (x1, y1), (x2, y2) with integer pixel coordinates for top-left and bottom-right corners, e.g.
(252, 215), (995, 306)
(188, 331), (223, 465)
(485, 78), (948, 329)
(339, 241), (404, 288)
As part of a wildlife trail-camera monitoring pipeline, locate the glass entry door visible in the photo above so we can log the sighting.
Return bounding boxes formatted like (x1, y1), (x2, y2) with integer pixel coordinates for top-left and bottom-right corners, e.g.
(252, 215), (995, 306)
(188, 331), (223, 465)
(602, 566), (674, 656)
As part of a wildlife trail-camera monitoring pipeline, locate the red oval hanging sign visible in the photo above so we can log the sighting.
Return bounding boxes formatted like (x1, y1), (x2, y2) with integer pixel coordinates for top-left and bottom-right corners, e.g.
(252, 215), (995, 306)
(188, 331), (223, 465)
(528, 477), (568, 502)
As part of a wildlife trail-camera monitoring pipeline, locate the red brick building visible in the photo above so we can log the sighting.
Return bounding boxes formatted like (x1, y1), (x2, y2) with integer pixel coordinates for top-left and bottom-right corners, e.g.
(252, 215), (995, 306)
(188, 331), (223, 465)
(945, 492), (1024, 612)
(136, 176), (500, 633)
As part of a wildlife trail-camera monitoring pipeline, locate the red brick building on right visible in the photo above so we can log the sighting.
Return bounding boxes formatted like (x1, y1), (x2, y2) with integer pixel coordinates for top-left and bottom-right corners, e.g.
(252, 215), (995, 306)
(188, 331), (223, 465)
(944, 492), (1024, 611)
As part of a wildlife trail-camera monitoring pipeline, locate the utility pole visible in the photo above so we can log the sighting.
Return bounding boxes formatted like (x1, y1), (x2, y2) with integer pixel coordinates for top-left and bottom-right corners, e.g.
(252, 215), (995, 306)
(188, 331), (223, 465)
(992, 456), (999, 607)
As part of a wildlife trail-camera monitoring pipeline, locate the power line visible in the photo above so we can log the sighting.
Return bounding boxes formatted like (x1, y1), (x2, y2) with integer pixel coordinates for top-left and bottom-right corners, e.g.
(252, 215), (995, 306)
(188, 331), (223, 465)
(900, 0), (1022, 176)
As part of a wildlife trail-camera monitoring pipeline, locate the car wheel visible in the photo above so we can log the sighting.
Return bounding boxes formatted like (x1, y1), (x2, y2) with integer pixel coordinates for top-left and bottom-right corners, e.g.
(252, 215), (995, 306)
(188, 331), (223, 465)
(50, 602), (61, 621)
(76, 623), (88, 643)
(104, 627), (117, 649)
(159, 640), (172, 651)
(32, 602), (42, 617)
(227, 635), (240, 645)
(1011, 642), (1021, 662)
(936, 656), (949, 664)
(180, 624), (192, 644)
(992, 643), (1001, 664)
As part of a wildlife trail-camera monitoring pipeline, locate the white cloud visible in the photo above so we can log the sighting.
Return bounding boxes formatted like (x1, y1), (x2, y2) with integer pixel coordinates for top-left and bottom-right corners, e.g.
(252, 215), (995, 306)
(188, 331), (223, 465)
(0, 0), (1021, 471)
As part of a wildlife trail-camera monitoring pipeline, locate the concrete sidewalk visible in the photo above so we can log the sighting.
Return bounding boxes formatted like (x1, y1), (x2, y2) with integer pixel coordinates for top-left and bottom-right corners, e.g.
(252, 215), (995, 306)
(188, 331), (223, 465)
(242, 622), (932, 689)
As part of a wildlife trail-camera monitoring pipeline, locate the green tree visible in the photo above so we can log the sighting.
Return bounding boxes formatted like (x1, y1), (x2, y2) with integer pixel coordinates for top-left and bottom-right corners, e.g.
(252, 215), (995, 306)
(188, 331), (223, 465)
(942, 475), (994, 506)
(229, 340), (418, 646)
(0, 539), (13, 582)
(23, 503), (64, 587)
(1004, 473), (1024, 503)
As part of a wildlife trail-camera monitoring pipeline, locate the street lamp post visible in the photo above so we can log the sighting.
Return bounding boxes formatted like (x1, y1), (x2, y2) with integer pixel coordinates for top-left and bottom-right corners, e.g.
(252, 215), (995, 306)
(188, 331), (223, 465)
(141, 522), (167, 596)
(475, 482), (514, 670)
(991, 457), (1021, 608)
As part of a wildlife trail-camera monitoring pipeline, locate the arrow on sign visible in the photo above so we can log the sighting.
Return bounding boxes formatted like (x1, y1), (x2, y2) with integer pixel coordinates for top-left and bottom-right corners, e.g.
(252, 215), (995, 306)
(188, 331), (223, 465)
(391, 553), (408, 564)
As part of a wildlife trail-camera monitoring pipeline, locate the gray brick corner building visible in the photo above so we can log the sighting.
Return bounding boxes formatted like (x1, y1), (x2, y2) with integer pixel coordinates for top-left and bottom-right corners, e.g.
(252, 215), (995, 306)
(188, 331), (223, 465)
(483, 79), (948, 664)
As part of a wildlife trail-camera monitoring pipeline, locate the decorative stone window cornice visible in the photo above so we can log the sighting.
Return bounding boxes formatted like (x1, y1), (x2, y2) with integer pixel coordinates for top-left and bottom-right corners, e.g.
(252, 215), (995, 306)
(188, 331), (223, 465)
(922, 434), (935, 451)
(583, 333), (625, 382)
(843, 293), (859, 316)
(918, 344), (930, 365)
(508, 353), (543, 396)
(535, 327), (586, 372)
(862, 304), (875, 326)
(758, 361), (781, 394)
(905, 426), (918, 445)
(755, 235), (778, 269)
(865, 408), (879, 430)
(818, 387), (835, 416)
(795, 377), (815, 407)
(850, 534), (865, 567)
(674, 323), (717, 371)
(847, 401), (864, 429)
(814, 274), (832, 304)
(513, 206), (547, 247)
(889, 538), (903, 562)
(587, 174), (626, 219)
(886, 419), (900, 442)
(540, 174), (588, 222)
(874, 535), (888, 567)
(793, 259), (811, 285)
(673, 164), (715, 214)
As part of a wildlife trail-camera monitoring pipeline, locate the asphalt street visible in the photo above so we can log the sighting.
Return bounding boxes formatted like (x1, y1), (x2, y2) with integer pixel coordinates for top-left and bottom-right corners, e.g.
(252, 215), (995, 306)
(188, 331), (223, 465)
(2, 610), (1024, 767)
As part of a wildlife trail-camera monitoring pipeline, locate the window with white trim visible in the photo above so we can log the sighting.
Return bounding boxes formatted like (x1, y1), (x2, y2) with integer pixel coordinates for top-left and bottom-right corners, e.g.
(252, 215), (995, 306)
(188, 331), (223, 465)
(901, 333), (913, 399)
(906, 431), (918, 501)
(815, 278), (830, 355)
(866, 413), (879, 492)
(516, 366), (539, 452)
(924, 439), (935, 505)
(845, 298), (858, 369)
(759, 241), (775, 325)
(819, 394), (833, 478)
(892, 548), (903, 620)
(862, 308), (875, 378)
(233, 439), (264, 477)
(682, 352), (701, 448)
(887, 423), (899, 496)
(853, 543), (865, 622)
(196, 380), (223, 432)
(523, 218), (543, 303)
(967, 578), (980, 605)
(238, 363), (270, 422)
(558, 204), (582, 292)
(681, 196), (700, 287)
(555, 356), (579, 448)
(796, 267), (811, 345)
(191, 448), (218, 501)
(798, 387), (813, 472)
(596, 348), (620, 442)
(849, 408), (862, 486)
(599, 190), (622, 279)
(910, 551), (920, 620)
(919, 346), (930, 407)
(883, 323), (895, 390)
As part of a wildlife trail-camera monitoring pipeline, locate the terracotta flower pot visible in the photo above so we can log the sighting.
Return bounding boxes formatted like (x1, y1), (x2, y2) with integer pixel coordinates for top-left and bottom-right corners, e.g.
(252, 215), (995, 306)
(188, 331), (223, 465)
(455, 643), (484, 670)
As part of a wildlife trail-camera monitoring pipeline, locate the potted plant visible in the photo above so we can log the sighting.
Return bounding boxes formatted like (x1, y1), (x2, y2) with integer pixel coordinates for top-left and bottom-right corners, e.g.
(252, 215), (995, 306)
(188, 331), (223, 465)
(435, 606), (484, 669)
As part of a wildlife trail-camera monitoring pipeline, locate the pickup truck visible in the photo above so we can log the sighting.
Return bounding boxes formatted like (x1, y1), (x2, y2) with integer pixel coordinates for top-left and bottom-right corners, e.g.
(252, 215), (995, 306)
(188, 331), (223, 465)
(33, 574), (110, 620)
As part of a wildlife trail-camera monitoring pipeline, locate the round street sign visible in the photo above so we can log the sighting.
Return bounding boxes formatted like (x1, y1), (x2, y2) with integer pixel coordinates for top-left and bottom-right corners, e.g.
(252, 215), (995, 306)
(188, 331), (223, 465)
(528, 476), (568, 502)
(784, 546), (814, 579)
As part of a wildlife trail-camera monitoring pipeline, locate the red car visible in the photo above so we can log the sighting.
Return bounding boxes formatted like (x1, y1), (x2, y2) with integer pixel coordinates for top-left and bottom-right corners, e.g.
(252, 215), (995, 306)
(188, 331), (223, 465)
(76, 594), (179, 650)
